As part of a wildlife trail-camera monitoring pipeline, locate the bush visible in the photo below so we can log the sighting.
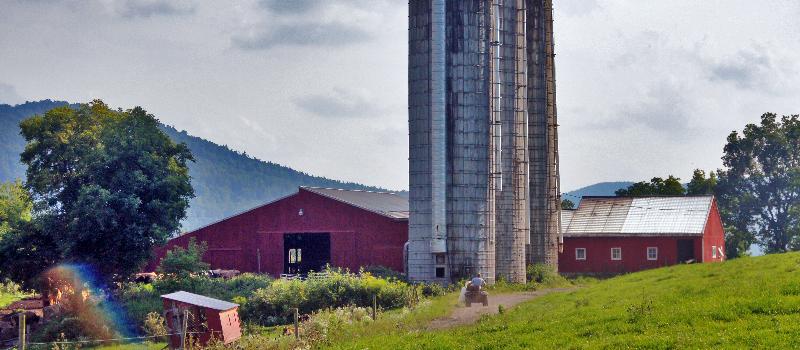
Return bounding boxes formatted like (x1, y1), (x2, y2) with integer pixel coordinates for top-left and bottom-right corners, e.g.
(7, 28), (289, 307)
(241, 268), (415, 326)
(143, 312), (168, 341)
(157, 238), (210, 279)
(418, 282), (449, 297)
(362, 265), (405, 281)
(527, 264), (558, 284)
(118, 273), (272, 327)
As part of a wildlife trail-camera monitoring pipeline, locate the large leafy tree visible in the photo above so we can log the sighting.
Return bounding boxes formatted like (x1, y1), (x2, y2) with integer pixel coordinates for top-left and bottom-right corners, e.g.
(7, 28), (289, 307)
(615, 175), (686, 197)
(717, 113), (800, 255)
(13, 100), (194, 282)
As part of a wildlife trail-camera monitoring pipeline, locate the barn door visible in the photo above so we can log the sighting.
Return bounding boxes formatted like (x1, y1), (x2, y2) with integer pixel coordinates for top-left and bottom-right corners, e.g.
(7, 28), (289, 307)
(283, 233), (331, 275)
(677, 239), (695, 263)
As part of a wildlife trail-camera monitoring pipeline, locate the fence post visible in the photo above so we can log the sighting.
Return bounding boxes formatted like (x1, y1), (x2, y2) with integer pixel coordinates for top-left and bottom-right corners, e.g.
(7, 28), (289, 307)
(372, 295), (377, 320)
(18, 313), (26, 350)
(181, 309), (189, 350)
(293, 308), (299, 340)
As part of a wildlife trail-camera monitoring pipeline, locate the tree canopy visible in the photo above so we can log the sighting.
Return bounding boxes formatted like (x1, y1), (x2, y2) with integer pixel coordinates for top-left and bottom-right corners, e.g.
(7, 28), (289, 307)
(2, 100), (195, 284)
(0, 179), (31, 237)
(716, 113), (800, 256)
(615, 175), (685, 197)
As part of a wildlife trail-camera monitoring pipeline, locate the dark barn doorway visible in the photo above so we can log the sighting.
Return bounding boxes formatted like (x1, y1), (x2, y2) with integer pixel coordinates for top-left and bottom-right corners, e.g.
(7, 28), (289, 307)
(677, 239), (695, 263)
(283, 233), (331, 274)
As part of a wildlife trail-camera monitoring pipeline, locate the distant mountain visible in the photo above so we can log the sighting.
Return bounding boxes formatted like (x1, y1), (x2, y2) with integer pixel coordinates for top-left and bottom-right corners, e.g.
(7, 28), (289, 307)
(564, 181), (634, 205)
(0, 100), (391, 231)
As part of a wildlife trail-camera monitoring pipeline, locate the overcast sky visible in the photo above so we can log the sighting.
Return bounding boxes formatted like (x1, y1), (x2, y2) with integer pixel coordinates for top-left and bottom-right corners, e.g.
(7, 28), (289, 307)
(1, 0), (799, 191)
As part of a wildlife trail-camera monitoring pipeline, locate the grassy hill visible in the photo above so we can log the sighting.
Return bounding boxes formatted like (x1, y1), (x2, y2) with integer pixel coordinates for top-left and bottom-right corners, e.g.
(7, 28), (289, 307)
(0, 101), (390, 231)
(328, 253), (800, 349)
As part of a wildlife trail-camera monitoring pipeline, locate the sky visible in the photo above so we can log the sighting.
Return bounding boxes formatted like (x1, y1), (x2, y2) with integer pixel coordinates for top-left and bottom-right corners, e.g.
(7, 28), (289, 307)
(1, 0), (799, 191)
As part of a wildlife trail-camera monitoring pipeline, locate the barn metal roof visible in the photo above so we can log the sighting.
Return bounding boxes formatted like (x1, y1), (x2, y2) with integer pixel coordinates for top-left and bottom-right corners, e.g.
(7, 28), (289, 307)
(302, 187), (410, 220)
(562, 196), (714, 237)
(161, 291), (239, 311)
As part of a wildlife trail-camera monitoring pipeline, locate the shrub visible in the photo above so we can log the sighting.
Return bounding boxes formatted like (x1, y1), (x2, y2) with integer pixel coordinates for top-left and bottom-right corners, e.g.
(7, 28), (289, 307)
(157, 238), (210, 279)
(362, 265), (405, 281)
(142, 312), (168, 341)
(118, 273), (272, 327)
(418, 282), (448, 297)
(242, 268), (414, 326)
(527, 264), (558, 284)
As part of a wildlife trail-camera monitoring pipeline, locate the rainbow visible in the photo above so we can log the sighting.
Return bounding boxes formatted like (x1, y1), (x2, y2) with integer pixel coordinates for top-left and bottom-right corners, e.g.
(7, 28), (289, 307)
(42, 264), (135, 339)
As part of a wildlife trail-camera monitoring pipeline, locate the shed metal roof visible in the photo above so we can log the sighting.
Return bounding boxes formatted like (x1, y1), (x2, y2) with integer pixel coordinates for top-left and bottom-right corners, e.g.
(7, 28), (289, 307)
(302, 187), (409, 220)
(161, 291), (239, 311)
(563, 196), (714, 237)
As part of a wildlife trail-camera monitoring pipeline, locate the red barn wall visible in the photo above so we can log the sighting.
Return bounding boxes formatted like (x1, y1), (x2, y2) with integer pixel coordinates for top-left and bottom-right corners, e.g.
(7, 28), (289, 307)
(702, 199), (726, 262)
(559, 236), (702, 274)
(146, 189), (409, 276)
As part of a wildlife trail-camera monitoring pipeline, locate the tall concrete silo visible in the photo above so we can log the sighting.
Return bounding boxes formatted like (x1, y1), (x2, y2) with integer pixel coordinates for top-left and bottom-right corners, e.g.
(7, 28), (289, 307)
(407, 0), (559, 284)
(527, 0), (562, 267)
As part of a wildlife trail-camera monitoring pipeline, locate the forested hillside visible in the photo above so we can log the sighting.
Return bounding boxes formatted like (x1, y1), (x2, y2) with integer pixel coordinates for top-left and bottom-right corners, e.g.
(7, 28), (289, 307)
(0, 100), (389, 230)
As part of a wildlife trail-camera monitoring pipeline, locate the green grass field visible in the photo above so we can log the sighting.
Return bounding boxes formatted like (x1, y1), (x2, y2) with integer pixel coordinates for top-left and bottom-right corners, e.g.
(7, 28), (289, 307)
(0, 290), (24, 309)
(326, 252), (800, 349)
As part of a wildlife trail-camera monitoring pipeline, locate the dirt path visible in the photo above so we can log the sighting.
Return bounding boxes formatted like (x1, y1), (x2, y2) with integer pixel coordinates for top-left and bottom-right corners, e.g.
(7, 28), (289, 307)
(427, 288), (575, 330)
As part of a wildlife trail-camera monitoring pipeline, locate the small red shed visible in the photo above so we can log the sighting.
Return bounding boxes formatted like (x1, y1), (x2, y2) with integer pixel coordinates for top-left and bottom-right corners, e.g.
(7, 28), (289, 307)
(559, 195), (725, 275)
(147, 187), (409, 276)
(161, 291), (241, 348)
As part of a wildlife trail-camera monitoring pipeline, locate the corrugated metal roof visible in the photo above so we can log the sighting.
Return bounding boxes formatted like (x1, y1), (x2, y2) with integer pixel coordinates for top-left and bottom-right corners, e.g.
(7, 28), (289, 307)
(563, 196), (714, 237)
(161, 291), (239, 311)
(561, 209), (575, 228)
(302, 187), (410, 220)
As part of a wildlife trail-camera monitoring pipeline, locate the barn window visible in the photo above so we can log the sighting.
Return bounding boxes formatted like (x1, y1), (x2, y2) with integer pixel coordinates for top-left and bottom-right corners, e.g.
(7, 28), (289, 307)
(712, 246), (717, 258)
(435, 267), (445, 278)
(611, 247), (622, 260)
(289, 249), (302, 263)
(575, 248), (586, 260)
(647, 247), (658, 261)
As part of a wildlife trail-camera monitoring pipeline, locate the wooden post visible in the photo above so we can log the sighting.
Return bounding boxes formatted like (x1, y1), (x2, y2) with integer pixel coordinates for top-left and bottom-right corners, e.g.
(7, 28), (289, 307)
(293, 308), (299, 340)
(18, 313), (26, 350)
(181, 309), (189, 350)
(372, 295), (377, 320)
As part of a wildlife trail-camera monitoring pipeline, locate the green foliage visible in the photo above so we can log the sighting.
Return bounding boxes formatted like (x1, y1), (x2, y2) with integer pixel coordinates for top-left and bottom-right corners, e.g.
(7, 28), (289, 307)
(417, 282), (449, 297)
(142, 312), (168, 341)
(0, 179), (31, 237)
(0, 278), (27, 308)
(526, 264), (557, 284)
(119, 273), (273, 326)
(14, 100), (194, 282)
(686, 169), (718, 195)
(241, 268), (415, 326)
(561, 198), (575, 210)
(615, 175), (686, 197)
(361, 265), (405, 281)
(157, 238), (210, 279)
(329, 252), (800, 349)
(717, 113), (800, 255)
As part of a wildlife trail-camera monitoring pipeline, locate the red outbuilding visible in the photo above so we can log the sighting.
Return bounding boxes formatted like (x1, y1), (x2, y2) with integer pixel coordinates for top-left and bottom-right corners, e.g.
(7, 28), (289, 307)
(147, 187), (409, 276)
(559, 195), (725, 275)
(162, 291), (241, 348)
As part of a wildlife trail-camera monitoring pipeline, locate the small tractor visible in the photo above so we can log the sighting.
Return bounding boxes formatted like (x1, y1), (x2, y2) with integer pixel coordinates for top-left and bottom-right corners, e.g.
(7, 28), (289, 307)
(463, 284), (489, 307)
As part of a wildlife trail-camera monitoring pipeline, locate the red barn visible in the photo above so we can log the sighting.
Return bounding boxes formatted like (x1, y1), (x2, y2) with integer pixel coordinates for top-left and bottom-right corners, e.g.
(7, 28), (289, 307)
(147, 187), (409, 276)
(559, 196), (725, 275)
